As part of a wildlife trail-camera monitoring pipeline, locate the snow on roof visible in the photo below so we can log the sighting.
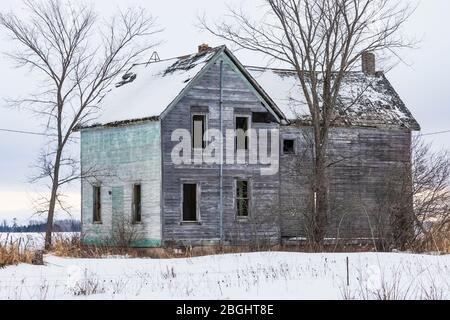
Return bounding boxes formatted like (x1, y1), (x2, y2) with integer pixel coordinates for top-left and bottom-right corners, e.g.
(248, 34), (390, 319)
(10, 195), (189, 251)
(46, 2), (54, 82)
(247, 66), (420, 130)
(90, 45), (419, 131)
(93, 47), (221, 126)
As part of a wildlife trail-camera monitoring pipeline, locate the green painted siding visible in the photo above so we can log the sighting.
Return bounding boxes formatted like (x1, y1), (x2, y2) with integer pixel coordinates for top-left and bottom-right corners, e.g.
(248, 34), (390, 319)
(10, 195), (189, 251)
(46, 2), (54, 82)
(81, 121), (162, 247)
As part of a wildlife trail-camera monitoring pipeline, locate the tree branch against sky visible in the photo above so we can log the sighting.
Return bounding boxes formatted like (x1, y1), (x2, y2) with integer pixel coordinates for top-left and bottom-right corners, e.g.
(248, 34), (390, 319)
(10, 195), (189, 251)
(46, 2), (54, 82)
(0, 0), (162, 250)
(201, 0), (417, 244)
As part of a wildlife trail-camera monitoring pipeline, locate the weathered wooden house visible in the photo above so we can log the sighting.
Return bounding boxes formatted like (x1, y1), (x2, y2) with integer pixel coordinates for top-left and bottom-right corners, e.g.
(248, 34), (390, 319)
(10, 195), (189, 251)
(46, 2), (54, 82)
(79, 45), (420, 247)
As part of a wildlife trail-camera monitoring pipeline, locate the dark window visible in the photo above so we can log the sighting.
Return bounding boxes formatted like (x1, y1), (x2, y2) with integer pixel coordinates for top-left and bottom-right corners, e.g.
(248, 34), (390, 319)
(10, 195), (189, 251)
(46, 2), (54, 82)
(236, 180), (250, 217)
(93, 186), (101, 223)
(283, 139), (295, 154)
(252, 112), (271, 123)
(192, 115), (206, 149)
(236, 117), (249, 150)
(183, 184), (198, 222)
(133, 184), (142, 223)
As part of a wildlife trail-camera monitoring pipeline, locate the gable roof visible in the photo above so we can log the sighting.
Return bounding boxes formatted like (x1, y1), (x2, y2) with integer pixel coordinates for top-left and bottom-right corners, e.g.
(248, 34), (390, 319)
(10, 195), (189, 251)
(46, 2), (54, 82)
(87, 45), (419, 131)
(247, 66), (420, 130)
(89, 46), (282, 128)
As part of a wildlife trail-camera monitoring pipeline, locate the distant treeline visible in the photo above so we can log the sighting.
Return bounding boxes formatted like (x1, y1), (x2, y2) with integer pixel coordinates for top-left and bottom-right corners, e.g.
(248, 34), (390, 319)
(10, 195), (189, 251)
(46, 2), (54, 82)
(0, 219), (81, 233)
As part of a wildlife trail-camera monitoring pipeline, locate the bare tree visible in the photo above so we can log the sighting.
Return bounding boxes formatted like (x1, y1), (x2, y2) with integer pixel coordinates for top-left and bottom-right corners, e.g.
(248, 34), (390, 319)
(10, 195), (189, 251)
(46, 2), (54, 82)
(0, 0), (161, 250)
(367, 136), (450, 252)
(409, 137), (450, 252)
(201, 0), (416, 244)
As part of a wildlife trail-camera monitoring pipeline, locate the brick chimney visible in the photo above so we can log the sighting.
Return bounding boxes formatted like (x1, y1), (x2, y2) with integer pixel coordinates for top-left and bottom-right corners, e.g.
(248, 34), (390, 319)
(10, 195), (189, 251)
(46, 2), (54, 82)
(361, 51), (376, 75)
(198, 43), (211, 53)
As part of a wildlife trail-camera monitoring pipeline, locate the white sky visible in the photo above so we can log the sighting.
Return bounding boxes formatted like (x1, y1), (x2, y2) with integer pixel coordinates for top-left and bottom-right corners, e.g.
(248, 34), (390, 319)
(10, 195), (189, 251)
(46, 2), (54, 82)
(0, 0), (449, 223)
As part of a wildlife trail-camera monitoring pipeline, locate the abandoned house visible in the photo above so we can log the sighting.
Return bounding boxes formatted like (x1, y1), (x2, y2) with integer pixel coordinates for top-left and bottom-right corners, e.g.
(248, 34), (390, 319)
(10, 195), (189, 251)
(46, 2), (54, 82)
(79, 45), (420, 247)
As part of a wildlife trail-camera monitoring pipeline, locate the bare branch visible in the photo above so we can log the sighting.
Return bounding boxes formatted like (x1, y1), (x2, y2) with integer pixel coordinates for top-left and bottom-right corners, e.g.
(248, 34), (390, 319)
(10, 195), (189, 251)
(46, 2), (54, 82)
(0, 0), (162, 249)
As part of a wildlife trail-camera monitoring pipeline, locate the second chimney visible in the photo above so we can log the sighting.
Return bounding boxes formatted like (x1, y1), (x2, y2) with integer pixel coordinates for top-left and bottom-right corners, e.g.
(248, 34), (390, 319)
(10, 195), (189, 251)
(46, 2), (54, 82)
(198, 43), (210, 53)
(362, 52), (376, 75)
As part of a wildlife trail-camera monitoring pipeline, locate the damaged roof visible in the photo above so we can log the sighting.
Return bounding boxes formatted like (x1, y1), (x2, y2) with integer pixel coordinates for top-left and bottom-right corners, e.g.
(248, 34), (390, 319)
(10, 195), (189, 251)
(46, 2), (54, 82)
(247, 67), (420, 130)
(93, 47), (221, 126)
(89, 45), (420, 131)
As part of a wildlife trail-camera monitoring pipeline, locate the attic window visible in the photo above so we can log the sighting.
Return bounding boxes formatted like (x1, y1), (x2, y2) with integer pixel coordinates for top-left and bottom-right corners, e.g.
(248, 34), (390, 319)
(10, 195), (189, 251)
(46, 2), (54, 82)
(192, 114), (207, 149)
(252, 112), (271, 123)
(236, 116), (250, 151)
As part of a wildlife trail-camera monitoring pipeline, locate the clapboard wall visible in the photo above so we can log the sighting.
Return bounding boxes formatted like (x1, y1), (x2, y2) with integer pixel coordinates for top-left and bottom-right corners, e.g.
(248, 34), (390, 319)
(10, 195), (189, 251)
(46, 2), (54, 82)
(80, 121), (162, 247)
(161, 53), (281, 246)
(279, 125), (412, 240)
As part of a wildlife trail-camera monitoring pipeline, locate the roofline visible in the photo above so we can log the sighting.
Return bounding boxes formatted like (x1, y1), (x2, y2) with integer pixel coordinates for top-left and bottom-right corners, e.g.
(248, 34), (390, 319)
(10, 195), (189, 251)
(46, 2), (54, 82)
(75, 116), (160, 131)
(158, 45), (286, 123)
(246, 64), (421, 130)
(288, 119), (421, 131)
(245, 65), (386, 75)
(78, 45), (419, 131)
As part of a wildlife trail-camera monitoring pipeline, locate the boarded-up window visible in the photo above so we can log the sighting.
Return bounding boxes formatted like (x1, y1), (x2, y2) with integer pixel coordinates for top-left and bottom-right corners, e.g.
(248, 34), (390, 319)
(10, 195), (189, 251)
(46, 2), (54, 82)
(192, 115), (206, 149)
(236, 180), (250, 217)
(283, 139), (295, 154)
(183, 184), (198, 222)
(236, 117), (249, 150)
(132, 184), (142, 223)
(93, 186), (101, 223)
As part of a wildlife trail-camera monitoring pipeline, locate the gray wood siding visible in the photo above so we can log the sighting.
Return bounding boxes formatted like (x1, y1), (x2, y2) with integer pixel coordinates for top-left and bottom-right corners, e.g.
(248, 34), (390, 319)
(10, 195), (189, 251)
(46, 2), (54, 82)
(280, 126), (412, 239)
(161, 55), (280, 246)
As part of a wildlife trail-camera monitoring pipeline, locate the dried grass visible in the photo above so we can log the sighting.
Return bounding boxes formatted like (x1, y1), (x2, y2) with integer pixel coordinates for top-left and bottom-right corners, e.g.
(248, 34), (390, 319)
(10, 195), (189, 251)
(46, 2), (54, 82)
(3, 230), (448, 265)
(0, 235), (35, 268)
(52, 235), (131, 258)
(412, 226), (450, 254)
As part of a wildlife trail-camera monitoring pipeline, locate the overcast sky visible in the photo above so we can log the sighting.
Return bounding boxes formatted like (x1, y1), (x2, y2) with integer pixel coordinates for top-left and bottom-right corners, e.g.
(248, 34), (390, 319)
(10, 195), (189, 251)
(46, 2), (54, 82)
(0, 0), (449, 223)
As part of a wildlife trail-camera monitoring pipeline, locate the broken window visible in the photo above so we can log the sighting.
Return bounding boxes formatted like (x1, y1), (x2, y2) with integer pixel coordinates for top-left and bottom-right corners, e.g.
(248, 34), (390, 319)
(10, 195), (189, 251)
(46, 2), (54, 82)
(236, 180), (250, 217)
(93, 186), (101, 223)
(253, 111), (276, 124)
(283, 139), (295, 154)
(236, 116), (249, 151)
(252, 112), (271, 123)
(183, 184), (198, 222)
(192, 114), (206, 149)
(132, 184), (142, 223)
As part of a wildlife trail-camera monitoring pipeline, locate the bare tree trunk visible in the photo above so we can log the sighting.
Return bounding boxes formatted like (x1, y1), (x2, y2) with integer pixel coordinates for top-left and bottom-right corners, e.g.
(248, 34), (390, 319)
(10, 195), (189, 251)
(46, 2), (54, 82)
(313, 150), (328, 244)
(45, 149), (61, 250)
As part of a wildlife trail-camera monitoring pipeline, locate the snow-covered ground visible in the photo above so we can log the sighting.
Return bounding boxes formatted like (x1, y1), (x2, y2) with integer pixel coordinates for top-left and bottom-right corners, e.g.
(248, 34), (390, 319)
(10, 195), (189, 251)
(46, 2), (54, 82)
(0, 252), (449, 300)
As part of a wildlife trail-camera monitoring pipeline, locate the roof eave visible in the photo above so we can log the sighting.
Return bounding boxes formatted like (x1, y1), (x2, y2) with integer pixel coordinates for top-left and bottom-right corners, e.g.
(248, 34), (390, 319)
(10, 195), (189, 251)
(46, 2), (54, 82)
(75, 116), (160, 131)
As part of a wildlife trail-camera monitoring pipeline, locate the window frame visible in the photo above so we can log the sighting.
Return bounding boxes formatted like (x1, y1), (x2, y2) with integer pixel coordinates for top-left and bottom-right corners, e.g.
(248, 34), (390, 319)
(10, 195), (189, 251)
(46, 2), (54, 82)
(234, 115), (251, 151)
(132, 184), (142, 224)
(235, 178), (251, 219)
(92, 185), (102, 224)
(181, 182), (201, 224)
(191, 113), (208, 151)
